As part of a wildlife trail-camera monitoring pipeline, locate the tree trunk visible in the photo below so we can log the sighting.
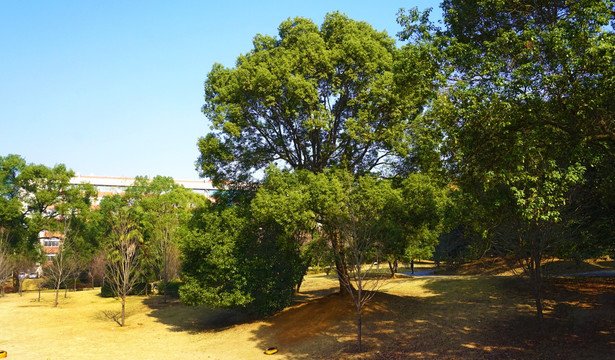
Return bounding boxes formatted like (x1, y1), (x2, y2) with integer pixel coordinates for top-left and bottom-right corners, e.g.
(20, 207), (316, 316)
(357, 307), (363, 352)
(55, 284), (60, 307)
(296, 257), (311, 293)
(388, 261), (395, 277)
(532, 251), (544, 329)
(331, 230), (354, 295)
(121, 296), (126, 327)
(163, 275), (168, 304)
(410, 259), (414, 274)
(64, 283), (68, 298)
(527, 231), (544, 332)
(73, 278), (77, 292)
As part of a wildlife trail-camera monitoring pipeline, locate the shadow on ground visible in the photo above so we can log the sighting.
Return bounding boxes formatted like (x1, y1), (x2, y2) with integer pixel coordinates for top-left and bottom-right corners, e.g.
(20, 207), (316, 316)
(140, 273), (615, 359)
(248, 276), (615, 359)
(143, 296), (253, 334)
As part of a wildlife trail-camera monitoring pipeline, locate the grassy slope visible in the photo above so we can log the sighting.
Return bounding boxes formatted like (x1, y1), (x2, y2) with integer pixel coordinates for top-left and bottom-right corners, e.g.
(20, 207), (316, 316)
(1, 268), (614, 360)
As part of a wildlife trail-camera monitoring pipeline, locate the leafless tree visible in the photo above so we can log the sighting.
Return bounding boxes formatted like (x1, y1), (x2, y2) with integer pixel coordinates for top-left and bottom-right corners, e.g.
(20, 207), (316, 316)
(338, 214), (385, 353)
(34, 267), (46, 302)
(45, 216), (80, 306)
(88, 251), (106, 288)
(105, 209), (142, 327)
(47, 244), (80, 306)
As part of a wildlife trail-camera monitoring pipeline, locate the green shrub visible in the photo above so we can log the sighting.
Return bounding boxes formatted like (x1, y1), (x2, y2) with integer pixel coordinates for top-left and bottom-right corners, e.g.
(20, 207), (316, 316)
(158, 281), (182, 298)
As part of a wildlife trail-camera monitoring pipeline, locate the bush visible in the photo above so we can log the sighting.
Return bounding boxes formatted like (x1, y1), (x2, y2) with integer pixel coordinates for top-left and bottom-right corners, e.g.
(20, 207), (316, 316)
(158, 281), (181, 298)
(100, 282), (152, 298)
(75, 282), (89, 291)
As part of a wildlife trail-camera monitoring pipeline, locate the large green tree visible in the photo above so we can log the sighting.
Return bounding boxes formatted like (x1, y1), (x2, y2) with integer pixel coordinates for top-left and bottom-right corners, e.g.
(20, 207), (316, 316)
(399, 0), (615, 324)
(379, 173), (449, 275)
(127, 176), (207, 300)
(1, 155), (97, 294)
(198, 12), (436, 185)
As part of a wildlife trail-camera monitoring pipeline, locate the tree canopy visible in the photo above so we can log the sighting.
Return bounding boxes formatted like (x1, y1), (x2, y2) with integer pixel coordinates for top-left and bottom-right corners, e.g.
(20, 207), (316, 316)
(398, 0), (615, 322)
(198, 12), (437, 185)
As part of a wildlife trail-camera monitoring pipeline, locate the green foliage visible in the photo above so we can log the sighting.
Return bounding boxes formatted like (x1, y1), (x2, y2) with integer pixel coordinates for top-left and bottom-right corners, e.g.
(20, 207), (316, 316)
(0, 154), (98, 278)
(398, 0), (615, 321)
(397, 0), (615, 256)
(100, 282), (151, 298)
(180, 198), (304, 315)
(198, 12), (437, 185)
(356, 173), (451, 272)
(157, 280), (181, 298)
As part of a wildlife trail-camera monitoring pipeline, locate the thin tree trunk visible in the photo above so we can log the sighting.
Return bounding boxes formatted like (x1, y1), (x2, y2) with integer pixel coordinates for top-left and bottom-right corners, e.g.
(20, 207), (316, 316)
(55, 284), (60, 307)
(357, 307), (363, 352)
(121, 296), (126, 327)
(163, 275), (168, 303)
(532, 251), (544, 329)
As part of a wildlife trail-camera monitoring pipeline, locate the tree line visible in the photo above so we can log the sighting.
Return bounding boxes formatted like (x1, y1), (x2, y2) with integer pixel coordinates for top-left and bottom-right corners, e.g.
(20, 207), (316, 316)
(194, 0), (615, 329)
(2, 0), (614, 344)
(0, 156), (208, 325)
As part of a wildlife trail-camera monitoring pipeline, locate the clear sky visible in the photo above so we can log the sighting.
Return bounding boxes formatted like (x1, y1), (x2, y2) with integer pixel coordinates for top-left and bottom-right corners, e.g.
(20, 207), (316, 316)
(1, 0), (441, 181)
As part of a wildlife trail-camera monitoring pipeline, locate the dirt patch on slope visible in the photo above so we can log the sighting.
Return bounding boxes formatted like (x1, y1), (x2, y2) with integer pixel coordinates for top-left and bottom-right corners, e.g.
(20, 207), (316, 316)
(270, 293), (353, 345)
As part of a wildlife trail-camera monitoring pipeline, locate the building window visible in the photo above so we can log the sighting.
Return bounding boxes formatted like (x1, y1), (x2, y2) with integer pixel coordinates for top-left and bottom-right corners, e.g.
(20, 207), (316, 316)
(44, 239), (60, 247)
(47, 254), (57, 262)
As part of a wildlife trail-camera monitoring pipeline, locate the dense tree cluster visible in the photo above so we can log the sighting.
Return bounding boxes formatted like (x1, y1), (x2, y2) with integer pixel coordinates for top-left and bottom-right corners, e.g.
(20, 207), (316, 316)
(192, 0), (614, 329)
(2, 0), (613, 347)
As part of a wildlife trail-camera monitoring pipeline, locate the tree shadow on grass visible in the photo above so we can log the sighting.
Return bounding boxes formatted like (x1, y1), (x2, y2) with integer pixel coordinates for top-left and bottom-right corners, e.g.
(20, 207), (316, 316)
(142, 281), (340, 335)
(538, 277), (615, 359)
(101, 309), (122, 326)
(248, 276), (615, 359)
(142, 296), (253, 334)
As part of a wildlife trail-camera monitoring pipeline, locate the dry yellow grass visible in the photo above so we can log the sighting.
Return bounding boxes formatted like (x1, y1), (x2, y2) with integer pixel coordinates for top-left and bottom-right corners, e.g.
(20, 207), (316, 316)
(0, 275), (342, 360)
(1, 270), (614, 359)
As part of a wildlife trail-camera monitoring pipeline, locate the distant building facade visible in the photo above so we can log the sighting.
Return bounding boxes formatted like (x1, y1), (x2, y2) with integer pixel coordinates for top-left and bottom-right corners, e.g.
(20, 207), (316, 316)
(39, 230), (62, 263)
(70, 175), (217, 205)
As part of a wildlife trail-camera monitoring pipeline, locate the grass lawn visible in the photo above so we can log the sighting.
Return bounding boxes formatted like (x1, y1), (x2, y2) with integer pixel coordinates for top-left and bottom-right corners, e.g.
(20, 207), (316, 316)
(1, 265), (614, 359)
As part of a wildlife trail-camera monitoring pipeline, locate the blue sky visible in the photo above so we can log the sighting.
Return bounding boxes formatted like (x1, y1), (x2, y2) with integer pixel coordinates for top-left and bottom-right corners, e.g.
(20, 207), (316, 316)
(1, 0), (441, 180)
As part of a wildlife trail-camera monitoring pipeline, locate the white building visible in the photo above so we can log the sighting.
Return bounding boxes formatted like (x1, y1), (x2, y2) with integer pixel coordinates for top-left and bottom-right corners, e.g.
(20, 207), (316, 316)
(70, 175), (217, 205)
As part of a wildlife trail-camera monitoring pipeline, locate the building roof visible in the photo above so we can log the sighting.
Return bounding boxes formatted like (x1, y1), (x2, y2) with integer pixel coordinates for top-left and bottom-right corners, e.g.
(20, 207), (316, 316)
(70, 175), (216, 192)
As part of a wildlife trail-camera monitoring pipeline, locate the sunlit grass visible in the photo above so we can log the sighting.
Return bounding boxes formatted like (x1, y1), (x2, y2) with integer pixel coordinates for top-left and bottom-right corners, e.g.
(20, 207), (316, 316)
(1, 270), (613, 359)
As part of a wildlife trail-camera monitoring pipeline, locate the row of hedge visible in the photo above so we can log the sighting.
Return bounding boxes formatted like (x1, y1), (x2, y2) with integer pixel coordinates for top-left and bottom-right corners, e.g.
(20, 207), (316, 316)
(99, 281), (182, 298)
